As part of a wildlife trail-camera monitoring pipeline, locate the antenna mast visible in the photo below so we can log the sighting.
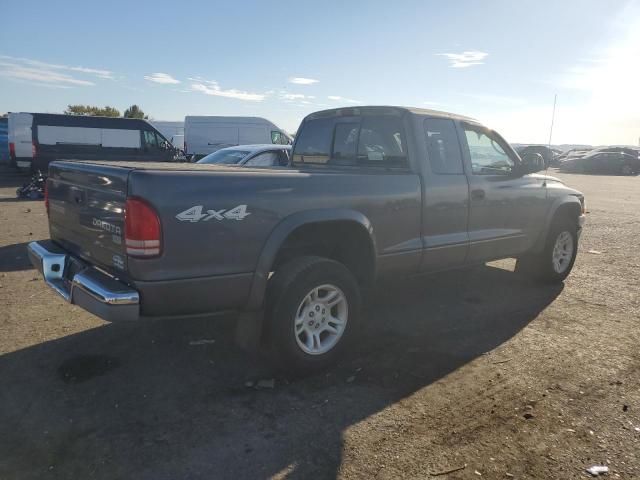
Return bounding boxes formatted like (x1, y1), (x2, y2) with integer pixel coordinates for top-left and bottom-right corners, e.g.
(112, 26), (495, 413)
(548, 94), (557, 148)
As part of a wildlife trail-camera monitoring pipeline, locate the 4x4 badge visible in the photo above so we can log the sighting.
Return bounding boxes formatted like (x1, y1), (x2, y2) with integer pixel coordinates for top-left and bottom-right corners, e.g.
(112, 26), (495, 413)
(176, 205), (250, 222)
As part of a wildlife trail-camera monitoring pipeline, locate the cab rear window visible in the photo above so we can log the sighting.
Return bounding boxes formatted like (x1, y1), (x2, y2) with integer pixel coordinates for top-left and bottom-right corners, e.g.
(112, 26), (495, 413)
(292, 117), (334, 164)
(293, 115), (407, 168)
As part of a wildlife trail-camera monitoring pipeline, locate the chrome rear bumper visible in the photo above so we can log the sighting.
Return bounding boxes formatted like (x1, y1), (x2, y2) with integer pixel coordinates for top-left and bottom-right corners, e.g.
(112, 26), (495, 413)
(27, 241), (139, 321)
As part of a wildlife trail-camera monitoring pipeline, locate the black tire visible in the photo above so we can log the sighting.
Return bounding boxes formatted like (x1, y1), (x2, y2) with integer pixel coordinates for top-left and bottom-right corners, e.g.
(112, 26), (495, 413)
(621, 164), (633, 176)
(265, 256), (361, 373)
(516, 216), (579, 284)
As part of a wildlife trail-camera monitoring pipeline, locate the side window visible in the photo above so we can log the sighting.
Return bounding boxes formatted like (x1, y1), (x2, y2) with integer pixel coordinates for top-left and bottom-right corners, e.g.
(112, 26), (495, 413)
(143, 130), (158, 149)
(293, 115), (408, 168)
(245, 151), (278, 167)
(155, 132), (168, 148)
(332, 123), (359, 164)
(463, 126), (514, 175)
(357, 116), (407, 166)
(424, 118), (463, 174)
(271, 131), (282, 145)
(292, 117), (334, 164)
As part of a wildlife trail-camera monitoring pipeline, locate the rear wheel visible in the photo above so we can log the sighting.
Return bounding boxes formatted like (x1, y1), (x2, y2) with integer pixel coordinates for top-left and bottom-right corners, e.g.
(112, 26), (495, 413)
(265, 256), (360, 373)
(516, 217), (578, 283)
(621, 164), (633, 176)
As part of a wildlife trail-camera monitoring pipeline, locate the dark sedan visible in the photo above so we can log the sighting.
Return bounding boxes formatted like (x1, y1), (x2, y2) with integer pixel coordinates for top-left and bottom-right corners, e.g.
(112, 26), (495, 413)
(559, 151), (640, 175)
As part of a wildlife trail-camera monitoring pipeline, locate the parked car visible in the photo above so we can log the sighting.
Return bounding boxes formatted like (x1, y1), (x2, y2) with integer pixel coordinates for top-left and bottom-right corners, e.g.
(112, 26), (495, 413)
(559, 150), (640, 175)
(28, 106), (586, 372)
(589, 146), (639, 157)
(184, 116), (291, 161)
(197, 145), (290, 167)
(515, 145), (556, 167)
(556, 148), (592, 162)
(8, 113), (178, 172)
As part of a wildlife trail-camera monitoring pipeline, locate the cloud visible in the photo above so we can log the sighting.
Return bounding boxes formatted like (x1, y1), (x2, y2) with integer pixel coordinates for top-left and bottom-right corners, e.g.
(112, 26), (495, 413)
(282, 93), (306, 100)
(327, 95), (362, 104)
(0, 55), (113, 86)
(68, 66), (113, 79)
(0, 60), (95, 86)
(280, 92), (316, 102)
(144, 72), (181, 84)
(189, 78), (266, 101)
(437, 51), (488, 68)
(288, 77), (319, 85)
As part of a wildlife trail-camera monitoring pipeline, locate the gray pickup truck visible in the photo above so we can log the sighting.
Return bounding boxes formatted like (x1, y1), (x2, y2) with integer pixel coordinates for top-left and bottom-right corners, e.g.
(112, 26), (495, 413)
(28, 106), (586, 370)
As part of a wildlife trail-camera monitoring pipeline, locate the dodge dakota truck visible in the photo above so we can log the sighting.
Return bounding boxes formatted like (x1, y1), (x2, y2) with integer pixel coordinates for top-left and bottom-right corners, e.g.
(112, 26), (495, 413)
(28, 106), (586, 371)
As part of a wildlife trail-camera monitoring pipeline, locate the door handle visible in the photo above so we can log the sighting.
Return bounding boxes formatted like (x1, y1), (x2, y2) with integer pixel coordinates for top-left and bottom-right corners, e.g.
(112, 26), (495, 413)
(471, 189), (486, 200)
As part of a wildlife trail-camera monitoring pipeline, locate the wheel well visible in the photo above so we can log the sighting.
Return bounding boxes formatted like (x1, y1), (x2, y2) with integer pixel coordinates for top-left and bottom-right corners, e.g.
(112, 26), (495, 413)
(553, 202), (581, 227)
(272, 221), (375, 286)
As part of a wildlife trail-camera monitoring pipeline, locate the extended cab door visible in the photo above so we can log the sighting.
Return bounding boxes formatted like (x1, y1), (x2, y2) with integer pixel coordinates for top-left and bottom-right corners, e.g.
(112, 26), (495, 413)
(419, 117), (470, 272)
(459, 123), (547, 262)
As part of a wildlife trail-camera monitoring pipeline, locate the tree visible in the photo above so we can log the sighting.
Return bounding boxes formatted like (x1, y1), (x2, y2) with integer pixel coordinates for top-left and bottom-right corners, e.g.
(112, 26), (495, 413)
(64, 105), (120, 117)
(123, 105), (147, 119)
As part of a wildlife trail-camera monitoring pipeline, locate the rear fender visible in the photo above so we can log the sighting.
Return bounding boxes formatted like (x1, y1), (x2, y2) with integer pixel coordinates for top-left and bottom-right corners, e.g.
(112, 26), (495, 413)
(244, 209), (376, 310)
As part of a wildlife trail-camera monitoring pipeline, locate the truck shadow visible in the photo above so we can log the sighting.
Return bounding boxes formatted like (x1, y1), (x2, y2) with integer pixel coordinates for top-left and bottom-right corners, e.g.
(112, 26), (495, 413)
(0, 264), (562, 480)
(0, 241), (35, 271)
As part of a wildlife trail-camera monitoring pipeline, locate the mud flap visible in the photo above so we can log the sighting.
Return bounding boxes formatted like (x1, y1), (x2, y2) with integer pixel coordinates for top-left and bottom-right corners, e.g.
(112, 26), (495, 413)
(234, 309), (264, 352)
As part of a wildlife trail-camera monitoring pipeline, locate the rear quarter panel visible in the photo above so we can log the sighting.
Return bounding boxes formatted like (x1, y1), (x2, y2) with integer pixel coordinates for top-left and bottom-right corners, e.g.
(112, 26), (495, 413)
(127, 167), (421, 282)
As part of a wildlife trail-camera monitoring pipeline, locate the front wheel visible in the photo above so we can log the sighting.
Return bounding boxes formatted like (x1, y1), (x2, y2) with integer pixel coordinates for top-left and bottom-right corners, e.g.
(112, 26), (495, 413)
(265, 256), (361, 373)
(516, 218), (578, 283)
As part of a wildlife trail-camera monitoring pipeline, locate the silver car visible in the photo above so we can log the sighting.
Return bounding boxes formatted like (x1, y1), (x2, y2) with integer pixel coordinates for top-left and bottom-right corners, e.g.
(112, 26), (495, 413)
(196, 144), (291, 167)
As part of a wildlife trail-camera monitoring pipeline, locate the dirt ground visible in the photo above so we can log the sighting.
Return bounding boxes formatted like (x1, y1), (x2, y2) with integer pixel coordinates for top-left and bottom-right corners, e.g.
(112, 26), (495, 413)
(0, 168), (638, 480)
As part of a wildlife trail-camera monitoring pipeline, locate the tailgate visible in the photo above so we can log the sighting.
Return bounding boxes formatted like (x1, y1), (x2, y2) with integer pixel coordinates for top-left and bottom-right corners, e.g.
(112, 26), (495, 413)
(48, 161), (131, 274)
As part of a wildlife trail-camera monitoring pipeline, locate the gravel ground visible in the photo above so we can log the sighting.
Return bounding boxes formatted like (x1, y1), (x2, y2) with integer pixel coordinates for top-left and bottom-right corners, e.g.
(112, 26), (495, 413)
(0, 169), (638, 479)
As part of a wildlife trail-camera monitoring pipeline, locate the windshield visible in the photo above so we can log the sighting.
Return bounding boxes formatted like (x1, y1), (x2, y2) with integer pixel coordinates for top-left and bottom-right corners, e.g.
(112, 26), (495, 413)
(197, 150), (251, 165)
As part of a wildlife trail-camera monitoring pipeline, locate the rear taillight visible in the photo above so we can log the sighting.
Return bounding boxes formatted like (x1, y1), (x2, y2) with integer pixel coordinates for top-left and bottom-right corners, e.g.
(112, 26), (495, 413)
(32, 142), (37, 158)
(9, 142), (15, 159)
(44, 180), (49, 216)
(124, 197), (161, 257)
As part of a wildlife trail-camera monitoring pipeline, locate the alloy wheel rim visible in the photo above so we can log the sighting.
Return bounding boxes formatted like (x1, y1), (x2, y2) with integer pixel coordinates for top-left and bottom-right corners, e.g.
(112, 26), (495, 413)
(552, 231), (574, 274)
(294, 284), (348, 355)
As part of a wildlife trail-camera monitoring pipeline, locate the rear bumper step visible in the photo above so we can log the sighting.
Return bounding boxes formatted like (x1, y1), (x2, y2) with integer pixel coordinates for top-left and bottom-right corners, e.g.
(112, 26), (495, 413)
(27, 241), (139, 322)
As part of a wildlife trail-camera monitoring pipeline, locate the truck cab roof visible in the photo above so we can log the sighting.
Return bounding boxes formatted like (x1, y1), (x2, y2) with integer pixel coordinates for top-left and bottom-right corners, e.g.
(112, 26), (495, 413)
(304, 105), (479, 124)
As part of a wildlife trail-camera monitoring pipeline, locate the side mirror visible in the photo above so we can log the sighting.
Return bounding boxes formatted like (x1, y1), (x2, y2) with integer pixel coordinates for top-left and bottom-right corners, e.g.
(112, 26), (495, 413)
(520, 153), (545, 174)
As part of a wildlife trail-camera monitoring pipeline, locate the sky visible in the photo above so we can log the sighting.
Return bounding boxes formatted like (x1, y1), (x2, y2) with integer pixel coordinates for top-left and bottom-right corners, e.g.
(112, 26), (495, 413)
(1, 0), (639, 146)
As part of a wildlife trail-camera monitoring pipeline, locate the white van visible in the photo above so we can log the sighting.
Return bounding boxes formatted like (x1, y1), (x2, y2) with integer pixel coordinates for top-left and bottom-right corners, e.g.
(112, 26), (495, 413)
(169, 134), (184, 151)
(184, 116), (291, 160)
(8, 113), (34, 169)
(150, 120), (184, 150)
